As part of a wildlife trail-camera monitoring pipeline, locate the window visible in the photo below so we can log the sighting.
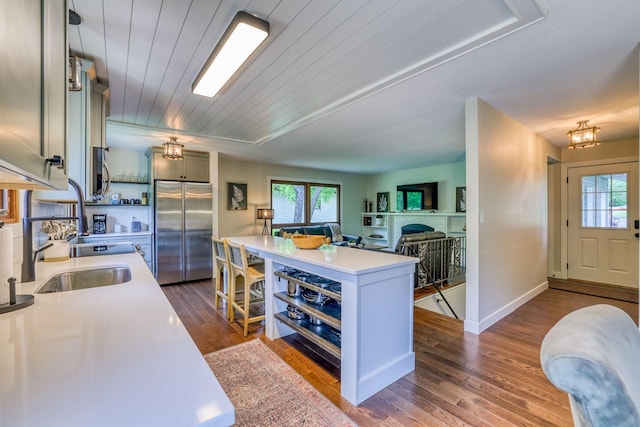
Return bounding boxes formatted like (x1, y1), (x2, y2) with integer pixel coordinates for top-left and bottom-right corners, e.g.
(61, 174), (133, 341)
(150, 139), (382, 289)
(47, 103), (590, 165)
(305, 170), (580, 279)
(271, 180), (340, 226)
(581, 173), (627, 228)
(0, 190), (19, 224)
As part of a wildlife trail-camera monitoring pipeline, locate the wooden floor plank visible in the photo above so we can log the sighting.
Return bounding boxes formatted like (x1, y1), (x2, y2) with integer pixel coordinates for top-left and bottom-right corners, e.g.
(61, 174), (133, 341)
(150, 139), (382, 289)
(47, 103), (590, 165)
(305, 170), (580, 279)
(162, 280), (639, 426)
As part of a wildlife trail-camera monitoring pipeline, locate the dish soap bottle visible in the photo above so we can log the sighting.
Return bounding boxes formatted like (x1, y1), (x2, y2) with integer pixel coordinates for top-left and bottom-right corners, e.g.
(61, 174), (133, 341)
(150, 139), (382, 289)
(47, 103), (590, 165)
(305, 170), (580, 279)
(131, 216), (142, 232)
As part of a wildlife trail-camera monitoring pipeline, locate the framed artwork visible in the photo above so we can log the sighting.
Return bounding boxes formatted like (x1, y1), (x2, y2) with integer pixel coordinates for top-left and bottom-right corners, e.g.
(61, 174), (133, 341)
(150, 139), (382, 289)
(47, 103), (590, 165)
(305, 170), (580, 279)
(228, 183), (247, 210)
(376, 192), (389, 212)
(456, 187), (466, 213)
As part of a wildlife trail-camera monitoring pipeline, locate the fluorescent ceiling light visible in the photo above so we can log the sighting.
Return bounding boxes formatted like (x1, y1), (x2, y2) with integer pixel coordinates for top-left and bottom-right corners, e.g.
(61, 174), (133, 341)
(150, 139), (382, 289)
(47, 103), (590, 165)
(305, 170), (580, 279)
(192, 11), (269, 97)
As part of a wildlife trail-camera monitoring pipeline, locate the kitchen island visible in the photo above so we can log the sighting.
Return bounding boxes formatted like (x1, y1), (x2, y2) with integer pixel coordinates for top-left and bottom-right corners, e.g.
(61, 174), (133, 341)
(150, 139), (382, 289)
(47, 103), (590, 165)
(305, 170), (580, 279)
(0, 253), (234, 427)
(228, 235), (418, 405)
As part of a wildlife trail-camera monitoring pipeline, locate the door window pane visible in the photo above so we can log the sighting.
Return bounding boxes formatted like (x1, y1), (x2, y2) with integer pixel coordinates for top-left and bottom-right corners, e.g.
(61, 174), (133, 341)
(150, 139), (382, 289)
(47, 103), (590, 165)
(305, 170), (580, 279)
(581, 173), (627, 228)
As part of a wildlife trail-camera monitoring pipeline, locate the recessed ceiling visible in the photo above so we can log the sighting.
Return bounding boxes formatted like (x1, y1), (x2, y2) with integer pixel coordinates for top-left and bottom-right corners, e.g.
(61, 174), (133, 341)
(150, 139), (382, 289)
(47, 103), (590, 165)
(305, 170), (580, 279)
(69, 0), (640, 173)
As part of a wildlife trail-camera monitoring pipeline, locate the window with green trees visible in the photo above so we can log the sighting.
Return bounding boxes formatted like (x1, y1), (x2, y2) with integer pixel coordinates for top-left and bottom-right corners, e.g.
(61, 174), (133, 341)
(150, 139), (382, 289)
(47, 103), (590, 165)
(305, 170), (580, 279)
(271, 180), (340, 226)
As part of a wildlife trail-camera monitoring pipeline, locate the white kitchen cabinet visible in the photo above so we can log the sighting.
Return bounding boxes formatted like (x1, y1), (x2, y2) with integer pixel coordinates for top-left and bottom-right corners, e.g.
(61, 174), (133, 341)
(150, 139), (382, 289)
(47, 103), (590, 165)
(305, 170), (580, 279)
(148, 148), (210, 182)
(0, 0), (68, 190)
(35, 61), (93, 200)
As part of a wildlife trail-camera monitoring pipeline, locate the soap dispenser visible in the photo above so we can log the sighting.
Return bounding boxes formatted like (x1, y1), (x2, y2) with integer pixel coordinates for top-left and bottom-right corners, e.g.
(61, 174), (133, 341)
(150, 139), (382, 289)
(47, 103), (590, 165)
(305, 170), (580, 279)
(131, 216), (142, 233)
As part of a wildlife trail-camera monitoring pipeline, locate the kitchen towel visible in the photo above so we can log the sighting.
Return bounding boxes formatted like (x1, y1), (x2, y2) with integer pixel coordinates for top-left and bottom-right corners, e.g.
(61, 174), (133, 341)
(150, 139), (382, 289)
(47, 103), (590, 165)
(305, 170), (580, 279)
(0, 225), (14, 304)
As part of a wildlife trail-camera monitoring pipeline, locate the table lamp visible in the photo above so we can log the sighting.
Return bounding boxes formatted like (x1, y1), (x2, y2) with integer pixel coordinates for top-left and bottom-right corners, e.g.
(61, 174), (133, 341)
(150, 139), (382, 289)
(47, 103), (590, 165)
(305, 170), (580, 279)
(257, 208), (274, 236)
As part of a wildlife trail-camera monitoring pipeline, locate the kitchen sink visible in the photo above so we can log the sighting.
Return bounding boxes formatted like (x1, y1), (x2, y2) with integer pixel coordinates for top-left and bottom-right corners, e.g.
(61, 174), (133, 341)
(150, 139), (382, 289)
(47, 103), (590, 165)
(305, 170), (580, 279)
(36, 266), (132, 294)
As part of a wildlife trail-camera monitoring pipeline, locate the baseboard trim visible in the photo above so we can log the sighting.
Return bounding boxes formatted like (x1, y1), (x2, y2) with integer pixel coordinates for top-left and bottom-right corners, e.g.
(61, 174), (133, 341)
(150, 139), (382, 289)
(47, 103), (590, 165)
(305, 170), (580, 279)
(464, 281), (549, 334)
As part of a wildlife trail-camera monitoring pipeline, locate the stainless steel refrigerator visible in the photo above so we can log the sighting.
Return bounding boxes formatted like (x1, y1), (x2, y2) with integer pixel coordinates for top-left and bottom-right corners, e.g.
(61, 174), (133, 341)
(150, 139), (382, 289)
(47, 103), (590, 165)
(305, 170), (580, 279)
(154, 181), (213, 285)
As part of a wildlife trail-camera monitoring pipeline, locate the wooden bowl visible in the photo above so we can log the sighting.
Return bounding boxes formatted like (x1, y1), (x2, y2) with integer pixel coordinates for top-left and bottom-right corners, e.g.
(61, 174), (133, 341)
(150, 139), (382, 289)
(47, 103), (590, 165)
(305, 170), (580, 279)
(291, 234), (326, 249)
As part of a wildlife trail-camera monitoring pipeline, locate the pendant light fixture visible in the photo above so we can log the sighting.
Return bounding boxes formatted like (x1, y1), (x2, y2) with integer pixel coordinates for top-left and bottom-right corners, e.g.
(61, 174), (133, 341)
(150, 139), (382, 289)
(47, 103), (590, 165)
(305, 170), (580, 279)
(162, 137), (184, 160)
(567, 120), (602, 149)
(192, 11), (269, 97)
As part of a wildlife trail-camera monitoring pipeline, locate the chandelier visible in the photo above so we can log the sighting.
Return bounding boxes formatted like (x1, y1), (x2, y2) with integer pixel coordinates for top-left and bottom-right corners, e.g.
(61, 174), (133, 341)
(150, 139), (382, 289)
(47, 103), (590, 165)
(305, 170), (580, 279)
(567, 120), (601, 149)
(162, 137), (184, 160)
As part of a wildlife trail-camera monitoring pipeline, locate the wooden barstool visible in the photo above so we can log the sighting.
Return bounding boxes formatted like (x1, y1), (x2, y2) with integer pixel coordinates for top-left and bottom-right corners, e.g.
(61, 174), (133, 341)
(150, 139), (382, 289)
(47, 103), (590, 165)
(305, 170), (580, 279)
(227, 241), (266, 336)
(212, 237), (231, 318)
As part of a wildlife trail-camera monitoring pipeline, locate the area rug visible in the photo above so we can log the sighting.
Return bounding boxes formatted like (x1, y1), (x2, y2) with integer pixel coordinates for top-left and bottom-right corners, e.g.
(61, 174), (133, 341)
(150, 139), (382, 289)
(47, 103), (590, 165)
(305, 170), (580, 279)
(204, 339), (356, 427)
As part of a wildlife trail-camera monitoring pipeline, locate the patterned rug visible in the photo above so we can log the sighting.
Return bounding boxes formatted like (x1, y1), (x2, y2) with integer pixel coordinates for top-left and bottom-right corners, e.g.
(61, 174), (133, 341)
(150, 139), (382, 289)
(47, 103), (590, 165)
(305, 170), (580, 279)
(204, 339), (356, 427)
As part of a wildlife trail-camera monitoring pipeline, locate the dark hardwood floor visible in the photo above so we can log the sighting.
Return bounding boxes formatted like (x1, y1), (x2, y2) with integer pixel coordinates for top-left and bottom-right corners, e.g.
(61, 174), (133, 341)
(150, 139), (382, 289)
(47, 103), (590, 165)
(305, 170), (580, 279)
(162, 280), (639, 426)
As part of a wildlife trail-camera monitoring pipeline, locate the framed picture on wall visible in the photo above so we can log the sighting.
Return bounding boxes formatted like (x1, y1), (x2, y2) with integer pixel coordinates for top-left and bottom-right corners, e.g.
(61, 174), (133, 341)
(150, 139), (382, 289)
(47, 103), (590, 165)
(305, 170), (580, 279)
(228, 183), (247, 210)
(377, 192), (389, 212)
(456, 187), (466, 212)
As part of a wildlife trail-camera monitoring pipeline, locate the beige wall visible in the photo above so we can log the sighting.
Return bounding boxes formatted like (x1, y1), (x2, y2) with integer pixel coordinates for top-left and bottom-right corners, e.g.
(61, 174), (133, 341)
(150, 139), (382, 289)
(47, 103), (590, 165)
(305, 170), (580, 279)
(363, 162), (466, 213)
(561, 137), (638, 163)
(465, 98), (559, 333)
(217, 155), (366, 237)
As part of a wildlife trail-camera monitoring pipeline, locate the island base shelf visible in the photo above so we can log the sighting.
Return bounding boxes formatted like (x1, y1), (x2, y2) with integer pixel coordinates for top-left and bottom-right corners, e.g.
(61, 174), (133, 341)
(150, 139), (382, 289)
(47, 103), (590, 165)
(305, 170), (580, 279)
(273, 292), (341, 329)
(274, 312), (341, 358)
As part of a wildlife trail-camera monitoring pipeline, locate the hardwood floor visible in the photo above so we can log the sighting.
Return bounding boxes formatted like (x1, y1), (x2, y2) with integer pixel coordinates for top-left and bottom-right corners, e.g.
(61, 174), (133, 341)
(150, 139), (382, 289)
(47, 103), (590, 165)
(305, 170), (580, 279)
(162, 280), (639, 426)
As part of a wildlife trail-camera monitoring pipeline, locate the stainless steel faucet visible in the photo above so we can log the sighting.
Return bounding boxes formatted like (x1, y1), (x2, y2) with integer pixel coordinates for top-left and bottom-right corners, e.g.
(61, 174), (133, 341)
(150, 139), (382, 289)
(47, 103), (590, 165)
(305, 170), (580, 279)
(21, 178), (89, 283)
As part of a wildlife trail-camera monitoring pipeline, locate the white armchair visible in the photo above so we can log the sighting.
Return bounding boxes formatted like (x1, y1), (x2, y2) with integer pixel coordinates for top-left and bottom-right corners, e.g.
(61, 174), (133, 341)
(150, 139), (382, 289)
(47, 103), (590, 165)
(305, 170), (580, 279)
(540, 304), (640, 426)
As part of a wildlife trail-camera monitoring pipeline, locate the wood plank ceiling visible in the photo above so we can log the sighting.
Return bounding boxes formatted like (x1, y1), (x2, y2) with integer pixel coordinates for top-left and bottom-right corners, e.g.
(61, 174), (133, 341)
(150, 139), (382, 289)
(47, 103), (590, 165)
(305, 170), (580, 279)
(67, 0), (640, 173)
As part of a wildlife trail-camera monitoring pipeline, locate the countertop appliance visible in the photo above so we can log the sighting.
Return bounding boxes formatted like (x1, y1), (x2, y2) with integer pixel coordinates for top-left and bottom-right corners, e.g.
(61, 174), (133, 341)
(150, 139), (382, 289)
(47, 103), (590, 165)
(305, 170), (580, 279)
(154, 181), (212, 285)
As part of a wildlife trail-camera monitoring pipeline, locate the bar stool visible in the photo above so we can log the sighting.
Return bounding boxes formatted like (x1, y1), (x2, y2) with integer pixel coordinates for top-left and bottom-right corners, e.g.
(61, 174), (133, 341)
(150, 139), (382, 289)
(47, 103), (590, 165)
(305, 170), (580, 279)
(212, 237), (231, 318)
(227, 241), (266, 336)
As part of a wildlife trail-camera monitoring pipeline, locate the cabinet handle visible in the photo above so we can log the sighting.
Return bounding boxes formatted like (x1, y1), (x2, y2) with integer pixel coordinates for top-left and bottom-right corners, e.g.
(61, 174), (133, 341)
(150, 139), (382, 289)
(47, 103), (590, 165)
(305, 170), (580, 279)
(46, 155), (65, 169)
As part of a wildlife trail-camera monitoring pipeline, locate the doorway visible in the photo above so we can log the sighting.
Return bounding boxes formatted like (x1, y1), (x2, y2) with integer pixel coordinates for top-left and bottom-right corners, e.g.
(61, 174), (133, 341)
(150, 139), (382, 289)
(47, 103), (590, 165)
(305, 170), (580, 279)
(567, 162), (638, 288)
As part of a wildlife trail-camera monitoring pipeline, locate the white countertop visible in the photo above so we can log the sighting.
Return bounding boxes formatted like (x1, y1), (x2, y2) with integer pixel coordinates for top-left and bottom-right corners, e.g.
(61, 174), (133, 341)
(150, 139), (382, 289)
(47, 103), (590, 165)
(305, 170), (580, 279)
(0, 254), (234, 427)
(227, 235), (416, 275)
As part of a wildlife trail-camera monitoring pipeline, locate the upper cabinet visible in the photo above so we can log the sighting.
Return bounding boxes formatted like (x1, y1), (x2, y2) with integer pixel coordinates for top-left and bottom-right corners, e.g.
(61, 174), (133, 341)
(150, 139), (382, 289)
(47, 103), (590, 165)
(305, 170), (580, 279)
(35, 58), (109, 201)
(147, 148), (210, 183)
(0, 0), (68, 190)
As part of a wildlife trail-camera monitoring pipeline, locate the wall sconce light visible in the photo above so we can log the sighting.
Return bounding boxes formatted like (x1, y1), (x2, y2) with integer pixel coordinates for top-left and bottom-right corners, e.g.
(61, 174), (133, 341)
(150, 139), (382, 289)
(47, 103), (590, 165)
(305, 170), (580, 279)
(567, 120), (601, 149)
(192, 11), (269, 97)
(257, 208), (274, 236)
(162, 137), (184, 160)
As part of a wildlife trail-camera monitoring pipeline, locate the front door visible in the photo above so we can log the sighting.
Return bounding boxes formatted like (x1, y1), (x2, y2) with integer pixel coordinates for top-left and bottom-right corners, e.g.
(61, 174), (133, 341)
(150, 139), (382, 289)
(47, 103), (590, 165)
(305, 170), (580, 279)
(567, 162), (638, 288)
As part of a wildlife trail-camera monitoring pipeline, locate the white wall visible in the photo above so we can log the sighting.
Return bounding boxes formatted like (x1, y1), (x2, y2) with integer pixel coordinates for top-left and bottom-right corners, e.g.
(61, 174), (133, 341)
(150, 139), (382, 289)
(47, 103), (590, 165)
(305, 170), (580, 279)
(217, 155), (366, 237)
(363, 162), (466, 213)
(465, 98), (558, 334)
